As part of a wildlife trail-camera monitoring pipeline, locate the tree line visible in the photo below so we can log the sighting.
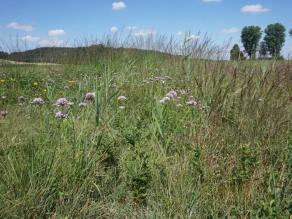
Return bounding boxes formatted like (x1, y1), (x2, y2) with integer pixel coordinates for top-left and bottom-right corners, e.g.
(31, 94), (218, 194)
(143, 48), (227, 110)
(230, 23), (292, 60)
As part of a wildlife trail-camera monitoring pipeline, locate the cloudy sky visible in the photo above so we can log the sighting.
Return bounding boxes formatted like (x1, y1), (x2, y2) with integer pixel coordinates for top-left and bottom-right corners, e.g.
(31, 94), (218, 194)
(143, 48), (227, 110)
(0, 0), (291, 56)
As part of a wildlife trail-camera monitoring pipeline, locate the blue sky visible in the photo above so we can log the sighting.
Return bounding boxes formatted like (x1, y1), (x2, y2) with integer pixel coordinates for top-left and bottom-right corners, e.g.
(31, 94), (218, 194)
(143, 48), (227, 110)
(0, 0), (291, 56)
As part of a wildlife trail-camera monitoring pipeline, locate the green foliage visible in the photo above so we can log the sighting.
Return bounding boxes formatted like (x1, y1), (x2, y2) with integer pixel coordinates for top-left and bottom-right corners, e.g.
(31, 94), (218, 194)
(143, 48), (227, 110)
(263, 23), (286, 58)
(0, 47), (291, 218)
(259, 41), (269, 59)
(241, 26), (262, 59)
(230, 44), (245, 60)
(0, 51), (9, 59)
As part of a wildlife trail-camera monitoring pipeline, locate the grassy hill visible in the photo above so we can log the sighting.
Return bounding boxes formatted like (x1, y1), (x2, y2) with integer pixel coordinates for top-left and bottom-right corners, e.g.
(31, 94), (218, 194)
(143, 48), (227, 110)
(1, 45), (174, 65)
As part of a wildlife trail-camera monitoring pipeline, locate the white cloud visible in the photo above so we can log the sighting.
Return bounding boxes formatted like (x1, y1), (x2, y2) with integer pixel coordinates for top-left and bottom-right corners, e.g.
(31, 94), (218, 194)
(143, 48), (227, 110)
(48, 29), (66, 37)
(133, 29), (156, 37)
(177, 31), (183, 36)
(7, 22), (34, 32)
(110, 26), (119, 33)
(222, 27), (240, 34)
(38, 39), (64, 47)
(187, 34), (200, 41)
(20, 35), (39, 42)
(112, 1), (127, 10)
(241, 4), (270, 13)
(202, 0), (222, 2)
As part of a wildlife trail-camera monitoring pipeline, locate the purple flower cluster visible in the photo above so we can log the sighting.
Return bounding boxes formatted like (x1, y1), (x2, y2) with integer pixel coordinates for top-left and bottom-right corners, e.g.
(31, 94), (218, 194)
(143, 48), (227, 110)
(32, 97), (45, 105)
(54, 98), (74, 107)
(160, 90), (178, 104)
(85, 92), (96, 101)
(55, 111), (67, 119)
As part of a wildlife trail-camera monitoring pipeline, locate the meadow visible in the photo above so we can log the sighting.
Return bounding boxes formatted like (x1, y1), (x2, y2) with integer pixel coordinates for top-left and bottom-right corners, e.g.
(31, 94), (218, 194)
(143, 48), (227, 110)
(0, 38), (291, 218)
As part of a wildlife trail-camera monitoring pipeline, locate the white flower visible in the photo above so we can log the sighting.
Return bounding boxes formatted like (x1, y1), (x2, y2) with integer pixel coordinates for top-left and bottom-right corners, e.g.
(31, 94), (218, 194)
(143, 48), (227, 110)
(79, 102), (87, 108)
(159, 96), (170, 104)
(55, 111), (67, 119)
(119, 106), (125, 109)
(32, 97), (45, 105)
(117, 96), (127, 101)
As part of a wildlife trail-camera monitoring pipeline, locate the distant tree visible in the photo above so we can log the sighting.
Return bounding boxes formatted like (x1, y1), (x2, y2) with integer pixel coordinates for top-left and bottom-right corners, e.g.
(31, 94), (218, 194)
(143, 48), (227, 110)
(289, 29), (292, 37)
(241, 26), (262, 59)
(259, 41), (269, 59)
(230, 44), (245, 60)
(0, 51), (9, 59)
(263, 23), (286, 58)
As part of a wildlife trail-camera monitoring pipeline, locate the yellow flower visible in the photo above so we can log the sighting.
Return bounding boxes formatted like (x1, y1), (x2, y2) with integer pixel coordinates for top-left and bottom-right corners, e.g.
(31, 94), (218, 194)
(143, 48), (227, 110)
(0, 80), (5, 83)
(43, 89), (47, 92)
(33, 82), (38, 86)
(67, 80), (77, 84)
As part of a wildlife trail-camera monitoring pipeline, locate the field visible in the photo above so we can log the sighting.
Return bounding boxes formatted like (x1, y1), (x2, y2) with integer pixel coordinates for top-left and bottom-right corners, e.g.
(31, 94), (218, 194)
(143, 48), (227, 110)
(0, 48), (291, 218)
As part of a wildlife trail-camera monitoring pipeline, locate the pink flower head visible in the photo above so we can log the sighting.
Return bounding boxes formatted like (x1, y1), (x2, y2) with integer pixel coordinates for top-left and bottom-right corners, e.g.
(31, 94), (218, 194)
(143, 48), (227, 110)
(79, 102), (87, 108)
(85, 92), (96, 101)
(32, 97), (45, 105)
(186, 96), (197, 106)
(54, 98), (74, 107)
(55, 111), (67, 119)
(166, 90), (177, 99)
(117, 96), (127, 101)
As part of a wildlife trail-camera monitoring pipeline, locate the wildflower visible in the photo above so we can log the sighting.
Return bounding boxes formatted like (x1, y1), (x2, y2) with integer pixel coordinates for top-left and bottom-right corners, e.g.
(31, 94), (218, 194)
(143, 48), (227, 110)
(55, 111), (67, 119)
(0, 110), (8, 118)
(54, 98), (74, 107)
(119, 106), (125, 109)
(68, 80), (77, 84)
(186, 96), (197, 106)
(179, 89), (188, 96)
(32, 97), (45, 105)
(79, 102), (87, 108)
(33, 82), (38, 86)
(166, 90), (177, 99)
(159, 96), (170, 104)
(176, 104), (183, 108)
(85, 92), (96, 101)
(1, 96), (6, 99)
(117, 95), (127, 101)
(0, 80), (5, 83)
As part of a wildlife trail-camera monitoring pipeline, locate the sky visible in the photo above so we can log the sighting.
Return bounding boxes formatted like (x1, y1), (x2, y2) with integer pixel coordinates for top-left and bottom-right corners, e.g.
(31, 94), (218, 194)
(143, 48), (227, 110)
(0, 0), (291, 56)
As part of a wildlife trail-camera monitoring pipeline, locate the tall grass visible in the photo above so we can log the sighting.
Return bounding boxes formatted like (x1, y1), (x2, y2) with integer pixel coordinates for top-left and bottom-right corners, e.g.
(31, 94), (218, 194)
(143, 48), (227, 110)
(0, 34), (291, 218)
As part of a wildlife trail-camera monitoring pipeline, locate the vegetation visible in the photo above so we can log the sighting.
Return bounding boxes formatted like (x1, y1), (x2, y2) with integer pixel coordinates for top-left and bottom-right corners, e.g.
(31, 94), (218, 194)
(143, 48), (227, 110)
(263, 23), (286, 58)
(259, 41), (268, 59)
(230, 44), (245, 60)
(0, 36), (291, 218)
(241, 26), (262, 59)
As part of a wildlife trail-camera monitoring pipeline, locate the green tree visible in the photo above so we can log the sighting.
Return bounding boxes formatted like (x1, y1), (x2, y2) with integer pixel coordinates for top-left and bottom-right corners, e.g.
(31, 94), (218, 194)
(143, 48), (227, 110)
(241, 26), (262, 59)
(259, 41), (268, 59)
(230, 44), (245, 60)
(289, 29), (292, 37)
(263, 23), (286, 58)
